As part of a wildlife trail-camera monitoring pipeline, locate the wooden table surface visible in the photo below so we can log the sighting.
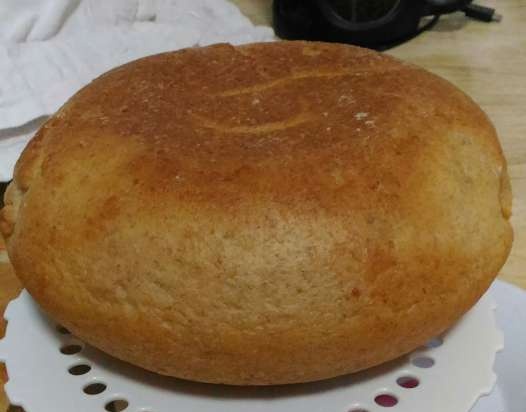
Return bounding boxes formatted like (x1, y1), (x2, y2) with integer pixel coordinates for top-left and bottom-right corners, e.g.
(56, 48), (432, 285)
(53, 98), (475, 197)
(1, 0), (525, 409)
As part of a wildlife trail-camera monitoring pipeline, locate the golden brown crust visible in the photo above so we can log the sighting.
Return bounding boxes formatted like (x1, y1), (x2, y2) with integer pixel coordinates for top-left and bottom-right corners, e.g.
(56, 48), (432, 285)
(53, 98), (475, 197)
(1, 42), (512, 385)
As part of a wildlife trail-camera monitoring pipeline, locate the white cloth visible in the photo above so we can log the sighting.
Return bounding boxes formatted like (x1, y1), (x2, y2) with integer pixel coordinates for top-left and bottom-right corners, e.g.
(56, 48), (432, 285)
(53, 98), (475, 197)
(0, 0), (275, 181)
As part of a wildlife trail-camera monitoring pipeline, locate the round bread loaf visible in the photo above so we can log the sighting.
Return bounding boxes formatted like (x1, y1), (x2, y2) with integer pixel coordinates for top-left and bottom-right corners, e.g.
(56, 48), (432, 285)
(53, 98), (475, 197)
(0, 42), (512, 385)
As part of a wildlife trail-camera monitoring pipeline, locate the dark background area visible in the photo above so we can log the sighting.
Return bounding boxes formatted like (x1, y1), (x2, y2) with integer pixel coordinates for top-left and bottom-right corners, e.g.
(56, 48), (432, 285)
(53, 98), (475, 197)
(0, 183), (7, 209)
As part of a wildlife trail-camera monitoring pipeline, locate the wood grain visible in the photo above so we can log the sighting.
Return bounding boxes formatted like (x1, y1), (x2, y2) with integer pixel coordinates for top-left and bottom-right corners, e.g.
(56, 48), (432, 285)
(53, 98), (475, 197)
(0, 0), (524, 409)
(0, 238), (21, 412)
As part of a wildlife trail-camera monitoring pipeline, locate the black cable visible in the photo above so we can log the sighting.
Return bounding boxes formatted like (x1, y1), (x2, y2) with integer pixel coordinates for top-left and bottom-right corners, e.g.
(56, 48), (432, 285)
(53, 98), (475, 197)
(377, 14), (440, 51)
(463, 4), (502, 22)
(384, 2), (501, 51)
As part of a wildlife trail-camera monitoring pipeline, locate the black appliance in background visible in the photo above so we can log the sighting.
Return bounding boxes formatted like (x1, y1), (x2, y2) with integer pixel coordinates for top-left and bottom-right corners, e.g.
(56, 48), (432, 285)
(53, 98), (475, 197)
(273, 0), (501, 50)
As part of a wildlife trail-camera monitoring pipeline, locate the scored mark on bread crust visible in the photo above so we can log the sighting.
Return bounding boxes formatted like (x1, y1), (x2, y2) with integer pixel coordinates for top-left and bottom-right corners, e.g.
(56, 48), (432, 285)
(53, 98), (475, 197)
(218, 70), (356, 97)
(190, 111), (314, 134)
(217, 66), (405, 98)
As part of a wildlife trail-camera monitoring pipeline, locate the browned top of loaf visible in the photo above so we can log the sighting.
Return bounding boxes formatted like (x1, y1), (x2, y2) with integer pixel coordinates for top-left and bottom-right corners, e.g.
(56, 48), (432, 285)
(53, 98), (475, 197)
(6, 42), (508, 220)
